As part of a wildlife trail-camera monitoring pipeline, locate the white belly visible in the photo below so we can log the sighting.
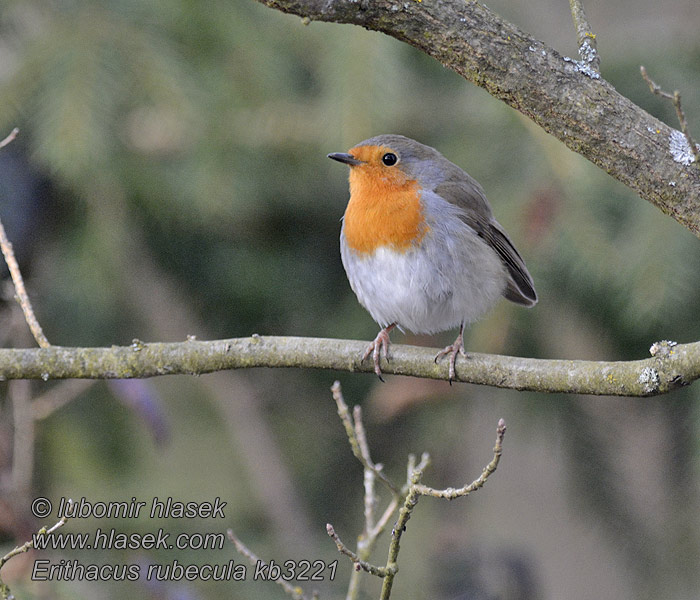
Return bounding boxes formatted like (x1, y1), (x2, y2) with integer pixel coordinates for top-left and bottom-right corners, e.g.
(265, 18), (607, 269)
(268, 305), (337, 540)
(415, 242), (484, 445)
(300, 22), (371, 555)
(340, 224), (507, 334)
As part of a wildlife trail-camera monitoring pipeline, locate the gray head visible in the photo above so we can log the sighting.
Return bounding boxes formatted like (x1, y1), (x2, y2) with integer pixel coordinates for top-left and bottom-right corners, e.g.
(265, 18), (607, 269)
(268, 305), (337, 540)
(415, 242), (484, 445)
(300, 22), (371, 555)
(328, 134), (470, 190)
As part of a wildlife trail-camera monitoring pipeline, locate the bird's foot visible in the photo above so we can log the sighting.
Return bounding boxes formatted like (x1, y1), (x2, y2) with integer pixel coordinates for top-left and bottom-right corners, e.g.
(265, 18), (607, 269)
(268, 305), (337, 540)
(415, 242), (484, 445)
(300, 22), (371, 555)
(361, 324), (396, 381)
(435, 326), (466, 384)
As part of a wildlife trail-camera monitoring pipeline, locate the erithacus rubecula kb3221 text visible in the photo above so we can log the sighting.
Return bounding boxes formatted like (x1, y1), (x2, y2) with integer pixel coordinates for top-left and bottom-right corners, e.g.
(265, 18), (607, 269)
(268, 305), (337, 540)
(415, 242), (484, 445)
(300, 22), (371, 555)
(328, 134), (537, 382)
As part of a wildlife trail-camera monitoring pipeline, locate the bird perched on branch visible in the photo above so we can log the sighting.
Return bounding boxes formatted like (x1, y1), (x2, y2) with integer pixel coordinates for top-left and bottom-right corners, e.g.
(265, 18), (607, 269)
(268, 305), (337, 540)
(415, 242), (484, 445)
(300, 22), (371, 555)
(328, 134), (537, 382)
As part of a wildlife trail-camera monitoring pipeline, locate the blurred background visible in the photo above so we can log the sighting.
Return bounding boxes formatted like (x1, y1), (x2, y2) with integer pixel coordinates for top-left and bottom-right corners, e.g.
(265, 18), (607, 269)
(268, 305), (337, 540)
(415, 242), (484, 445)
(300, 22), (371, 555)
(0, 0), (699, 598)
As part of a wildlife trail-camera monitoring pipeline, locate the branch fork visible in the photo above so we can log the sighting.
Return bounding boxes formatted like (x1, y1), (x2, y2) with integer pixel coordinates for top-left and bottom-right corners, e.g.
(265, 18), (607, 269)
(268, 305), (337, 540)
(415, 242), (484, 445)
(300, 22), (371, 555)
(228, 383), (507, 600)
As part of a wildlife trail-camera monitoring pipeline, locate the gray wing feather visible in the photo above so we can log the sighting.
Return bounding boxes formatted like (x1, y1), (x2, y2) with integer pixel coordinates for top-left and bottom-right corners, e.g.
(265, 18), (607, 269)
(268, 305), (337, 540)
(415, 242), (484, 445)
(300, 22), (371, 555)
(434, 180), (538, 307)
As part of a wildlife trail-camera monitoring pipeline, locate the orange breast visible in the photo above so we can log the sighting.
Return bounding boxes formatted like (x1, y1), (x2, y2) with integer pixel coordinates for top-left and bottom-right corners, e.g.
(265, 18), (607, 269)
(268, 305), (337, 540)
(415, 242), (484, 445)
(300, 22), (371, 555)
(343, 164), (429, 255)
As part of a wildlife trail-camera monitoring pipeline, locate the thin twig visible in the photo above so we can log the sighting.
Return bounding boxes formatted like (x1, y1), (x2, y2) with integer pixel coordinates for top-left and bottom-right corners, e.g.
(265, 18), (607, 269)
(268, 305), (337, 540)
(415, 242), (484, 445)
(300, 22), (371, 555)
(640, 66), (700, 165)
(0, 507), (70, 569)
(412, 452), (431, 476)
(368, 497), (400, 541)
(361, 458), (376, 535)
(226, 529), (317, 600)
(0, 217), (50, 348)
(330, 383), (508, 600)
(568, 0), (600, 73)
(354, 405), (377, 532)
(640, 66), (673, 100)
(406, 454), (416, 481)
(326, 524), (391, 578)
(0, 128), (50, 348)
(379, 460), (428, 600)
(0, 498), (72, 599)
(331, 382), (401, 600)
(413, 419), (506, 499)
(352, 406), (372, 471)
(379, 425), (501, 599)
(331, 382), (400, 496)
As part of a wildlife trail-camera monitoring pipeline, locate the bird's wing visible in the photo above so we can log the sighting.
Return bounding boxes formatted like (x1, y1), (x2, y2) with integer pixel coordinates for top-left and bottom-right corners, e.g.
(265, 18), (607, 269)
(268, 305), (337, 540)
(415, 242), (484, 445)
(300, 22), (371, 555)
(434, 180), (538, 307)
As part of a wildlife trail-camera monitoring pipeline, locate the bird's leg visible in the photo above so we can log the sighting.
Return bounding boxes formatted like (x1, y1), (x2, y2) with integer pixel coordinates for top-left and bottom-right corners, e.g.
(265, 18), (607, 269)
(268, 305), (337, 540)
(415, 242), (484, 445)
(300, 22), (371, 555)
(361, 323), (396, 381)
(435, 323), (467, 383)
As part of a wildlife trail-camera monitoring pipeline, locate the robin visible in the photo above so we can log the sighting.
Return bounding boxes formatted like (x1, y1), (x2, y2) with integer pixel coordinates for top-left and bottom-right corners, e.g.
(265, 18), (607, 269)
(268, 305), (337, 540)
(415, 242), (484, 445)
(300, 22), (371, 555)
(328, 134), (537, 382)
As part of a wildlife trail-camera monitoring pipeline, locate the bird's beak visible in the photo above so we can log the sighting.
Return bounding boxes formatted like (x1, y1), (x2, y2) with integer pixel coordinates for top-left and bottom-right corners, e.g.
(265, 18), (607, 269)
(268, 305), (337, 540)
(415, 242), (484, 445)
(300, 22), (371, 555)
(327, 152), (364, 166)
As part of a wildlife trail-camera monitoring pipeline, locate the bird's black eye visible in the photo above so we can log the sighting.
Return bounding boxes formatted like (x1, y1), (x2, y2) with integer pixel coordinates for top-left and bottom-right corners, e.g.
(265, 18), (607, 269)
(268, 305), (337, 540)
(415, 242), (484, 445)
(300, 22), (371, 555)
(381, 152), (398, 166)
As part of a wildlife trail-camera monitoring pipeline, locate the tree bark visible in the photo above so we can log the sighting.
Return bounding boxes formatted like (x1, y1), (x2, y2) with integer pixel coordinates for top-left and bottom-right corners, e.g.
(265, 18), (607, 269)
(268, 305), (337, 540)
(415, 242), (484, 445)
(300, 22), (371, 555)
(255, 0), (700, 235)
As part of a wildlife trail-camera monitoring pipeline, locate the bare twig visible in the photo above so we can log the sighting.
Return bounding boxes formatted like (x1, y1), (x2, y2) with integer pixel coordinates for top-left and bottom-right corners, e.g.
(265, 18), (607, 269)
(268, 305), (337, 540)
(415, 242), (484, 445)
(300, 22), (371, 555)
(412, 452), (431, 476)
(374, 452), (428, 600)
(568, 0), (600, 74)
(367, 497), (400, 545)
(361, 452), (376, 534)
(331, 382), (401, 600)
(226, 390), (508, 600)
(641, 66), (700, 165)
(377, 426), (502, 599)
(0, 499), (71, 599)
(0, 506), (70, 568)
(352, 406), (372, 473)
(331, 384), (433, 600)
(0, 128), (50, 348)
(325, 524), (391, 578)
(226, 529), (317, 600)
(376, 423), (500, 600)
(331, 382), (400, 495)
(413, 419), (506, 498)
(0, 217), (50, 348)
(379, 459), (427, 600)
(332, 405), (505, 600)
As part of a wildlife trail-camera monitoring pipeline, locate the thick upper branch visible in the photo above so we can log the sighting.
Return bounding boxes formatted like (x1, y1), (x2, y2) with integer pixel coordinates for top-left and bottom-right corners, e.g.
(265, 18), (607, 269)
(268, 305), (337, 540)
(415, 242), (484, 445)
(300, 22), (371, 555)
(1, 336), (698, 397)
(256, 0), (700, 236)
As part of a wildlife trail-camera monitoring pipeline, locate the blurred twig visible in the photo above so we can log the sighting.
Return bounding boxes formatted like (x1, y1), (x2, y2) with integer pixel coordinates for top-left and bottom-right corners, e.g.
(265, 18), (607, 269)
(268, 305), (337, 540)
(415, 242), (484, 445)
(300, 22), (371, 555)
(0, 127), (50, 348)
(32, 380), (98, 420)
(10, 381), (34, 504)
(0, 128), (18, 149)
(640, 66), (700, 165)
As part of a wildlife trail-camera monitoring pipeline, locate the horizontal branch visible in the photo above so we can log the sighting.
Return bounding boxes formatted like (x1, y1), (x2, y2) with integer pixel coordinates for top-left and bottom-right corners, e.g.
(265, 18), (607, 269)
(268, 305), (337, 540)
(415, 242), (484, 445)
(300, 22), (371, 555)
(255, 0), (700, 236)
(0, 336), (697, 396)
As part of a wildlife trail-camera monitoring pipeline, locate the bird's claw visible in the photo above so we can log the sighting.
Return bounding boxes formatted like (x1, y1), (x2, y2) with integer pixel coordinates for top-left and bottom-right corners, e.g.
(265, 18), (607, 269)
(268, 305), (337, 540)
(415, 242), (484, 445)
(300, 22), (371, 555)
(361, 326), (394, 381)
(435, 329), (467, 384)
